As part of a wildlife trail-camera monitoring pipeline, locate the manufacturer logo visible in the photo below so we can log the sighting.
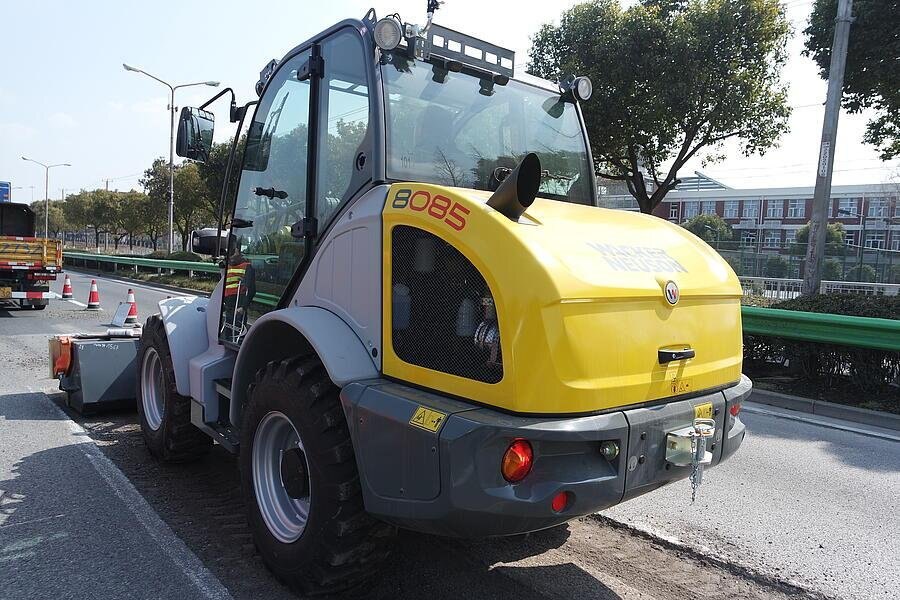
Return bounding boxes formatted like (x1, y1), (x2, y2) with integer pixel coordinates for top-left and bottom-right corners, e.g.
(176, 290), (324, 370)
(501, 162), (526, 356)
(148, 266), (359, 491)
(664, 280), (680, 305)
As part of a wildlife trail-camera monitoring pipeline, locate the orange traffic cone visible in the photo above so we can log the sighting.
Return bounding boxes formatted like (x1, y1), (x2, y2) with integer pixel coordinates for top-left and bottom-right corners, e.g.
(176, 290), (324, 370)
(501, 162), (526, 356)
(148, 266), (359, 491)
(85, 280), (102, 310)
(61, 274), (73, 299)
(124, 289), (138, 325)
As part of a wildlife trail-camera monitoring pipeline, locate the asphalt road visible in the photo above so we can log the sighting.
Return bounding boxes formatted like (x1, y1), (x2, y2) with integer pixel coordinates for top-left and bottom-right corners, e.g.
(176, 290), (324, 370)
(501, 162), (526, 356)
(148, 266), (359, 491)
(1, 270), (896, 600)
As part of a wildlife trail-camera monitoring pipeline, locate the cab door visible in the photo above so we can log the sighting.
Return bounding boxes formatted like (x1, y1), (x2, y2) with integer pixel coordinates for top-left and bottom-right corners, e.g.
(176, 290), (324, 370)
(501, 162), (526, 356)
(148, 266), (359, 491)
(219, 47), (314, 344)
(218, 26), (372, 345)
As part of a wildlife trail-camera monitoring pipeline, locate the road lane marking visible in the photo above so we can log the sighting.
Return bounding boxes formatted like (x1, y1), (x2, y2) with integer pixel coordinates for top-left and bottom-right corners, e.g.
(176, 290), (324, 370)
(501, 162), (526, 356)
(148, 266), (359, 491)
(65, 299), (87, 307)
(45, 398), (234, 600)
(743, 402), (900, 443)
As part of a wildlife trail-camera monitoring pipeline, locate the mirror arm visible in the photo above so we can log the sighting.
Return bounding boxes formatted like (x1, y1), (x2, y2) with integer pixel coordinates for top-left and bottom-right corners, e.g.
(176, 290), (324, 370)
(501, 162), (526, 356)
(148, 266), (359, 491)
(200, 87), (244, 123)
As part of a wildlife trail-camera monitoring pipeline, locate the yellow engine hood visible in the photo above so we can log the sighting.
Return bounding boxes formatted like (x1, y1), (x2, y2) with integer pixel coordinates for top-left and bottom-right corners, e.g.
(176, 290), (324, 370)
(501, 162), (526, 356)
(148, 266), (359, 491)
(382, 184), (744, 415)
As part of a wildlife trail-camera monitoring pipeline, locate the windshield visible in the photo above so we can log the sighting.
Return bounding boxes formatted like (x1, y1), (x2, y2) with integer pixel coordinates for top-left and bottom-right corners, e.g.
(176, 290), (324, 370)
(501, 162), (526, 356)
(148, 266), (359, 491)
(382, 56), (594, 205)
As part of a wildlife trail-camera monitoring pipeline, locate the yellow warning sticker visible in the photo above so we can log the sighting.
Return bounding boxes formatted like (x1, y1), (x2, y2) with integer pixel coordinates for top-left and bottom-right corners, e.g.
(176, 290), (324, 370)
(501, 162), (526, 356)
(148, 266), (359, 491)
(409, 406), (447, 433)
(693, 401), (713, 420)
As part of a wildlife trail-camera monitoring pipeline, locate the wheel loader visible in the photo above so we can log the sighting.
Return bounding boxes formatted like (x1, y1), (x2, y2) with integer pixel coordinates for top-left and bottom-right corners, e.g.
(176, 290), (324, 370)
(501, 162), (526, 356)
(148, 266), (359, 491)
(132, 4), (750, 594)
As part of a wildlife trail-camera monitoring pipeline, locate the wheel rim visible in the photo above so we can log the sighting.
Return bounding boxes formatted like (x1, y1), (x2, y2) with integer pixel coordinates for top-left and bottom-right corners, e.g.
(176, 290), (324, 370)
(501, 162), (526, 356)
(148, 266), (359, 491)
(252, 411), (311, 543)
(140, 347), (165, 430)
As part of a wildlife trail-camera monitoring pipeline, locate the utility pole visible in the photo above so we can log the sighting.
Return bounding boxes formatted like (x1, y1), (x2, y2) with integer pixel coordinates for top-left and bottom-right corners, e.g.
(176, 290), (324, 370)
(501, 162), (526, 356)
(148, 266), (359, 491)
(803, 0), (854, 295)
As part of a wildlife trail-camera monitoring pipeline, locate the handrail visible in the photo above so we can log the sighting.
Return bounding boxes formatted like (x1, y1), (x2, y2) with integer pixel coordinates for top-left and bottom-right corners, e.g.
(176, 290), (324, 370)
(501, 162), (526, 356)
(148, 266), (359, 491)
(742, 306), (900, 352)
(63, 251), (278, 307)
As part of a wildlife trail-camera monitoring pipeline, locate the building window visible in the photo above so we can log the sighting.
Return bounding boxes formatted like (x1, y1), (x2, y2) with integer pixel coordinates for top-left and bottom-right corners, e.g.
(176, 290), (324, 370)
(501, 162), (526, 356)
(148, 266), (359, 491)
(845, 231), (856, 246)
(684, 201), (700, 219)
(742, 200), (759, 219)
(865, 232), (886, 249)
(867, 198), (887, 218)
(764, 230), (781, 247)
(766, 200), (783, 218)
(787, 199), (805, 218)
(838, 197), (858, 217)
(701, 201), (716, 215)
(784, 230), (797, 245)
(669, 203), (679, 220)
(741, 230), (757, 246)
(724, 201), (739, 218)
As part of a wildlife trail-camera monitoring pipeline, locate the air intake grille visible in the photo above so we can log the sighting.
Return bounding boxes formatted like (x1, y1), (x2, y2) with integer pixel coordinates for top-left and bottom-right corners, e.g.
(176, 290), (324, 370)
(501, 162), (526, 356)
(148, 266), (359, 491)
(391, 225), (502, 384)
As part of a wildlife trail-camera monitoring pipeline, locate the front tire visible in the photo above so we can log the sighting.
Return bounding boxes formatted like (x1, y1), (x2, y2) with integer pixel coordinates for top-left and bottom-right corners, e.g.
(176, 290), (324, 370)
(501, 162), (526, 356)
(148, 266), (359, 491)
(240, 355), (393, 596)
(136, 314), (212, 462)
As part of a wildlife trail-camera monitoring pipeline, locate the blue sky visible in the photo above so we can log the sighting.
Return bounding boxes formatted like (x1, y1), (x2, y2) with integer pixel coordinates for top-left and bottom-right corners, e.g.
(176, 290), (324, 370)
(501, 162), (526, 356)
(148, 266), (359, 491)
(1, 0), (897, 203)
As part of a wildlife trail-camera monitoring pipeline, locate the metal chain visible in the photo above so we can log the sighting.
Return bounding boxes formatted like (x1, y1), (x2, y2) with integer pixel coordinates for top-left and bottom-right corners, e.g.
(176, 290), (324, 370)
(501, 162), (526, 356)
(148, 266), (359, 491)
(690, 434), (699, 503)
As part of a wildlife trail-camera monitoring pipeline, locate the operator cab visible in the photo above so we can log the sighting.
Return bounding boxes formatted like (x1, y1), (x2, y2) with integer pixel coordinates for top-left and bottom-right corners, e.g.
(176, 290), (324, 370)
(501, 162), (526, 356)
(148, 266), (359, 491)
(175, 5), (595, 346)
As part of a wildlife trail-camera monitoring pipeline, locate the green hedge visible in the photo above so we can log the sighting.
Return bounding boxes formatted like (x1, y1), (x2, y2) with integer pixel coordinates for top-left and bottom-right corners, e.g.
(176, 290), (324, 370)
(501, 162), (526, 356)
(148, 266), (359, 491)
(744, 294), (899, 413)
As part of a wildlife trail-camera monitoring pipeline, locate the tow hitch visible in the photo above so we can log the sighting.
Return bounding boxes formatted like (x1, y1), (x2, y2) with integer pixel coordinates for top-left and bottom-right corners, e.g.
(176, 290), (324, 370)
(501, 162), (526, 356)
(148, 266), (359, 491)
(665, 418), (716, 502)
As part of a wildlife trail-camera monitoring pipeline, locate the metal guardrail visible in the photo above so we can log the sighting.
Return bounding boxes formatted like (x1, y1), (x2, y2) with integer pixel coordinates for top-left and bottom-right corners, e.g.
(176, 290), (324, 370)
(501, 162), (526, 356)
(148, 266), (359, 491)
(742, 306), (900, 352)
(64, 252), (897, 350)
(63, 251), (279, 307)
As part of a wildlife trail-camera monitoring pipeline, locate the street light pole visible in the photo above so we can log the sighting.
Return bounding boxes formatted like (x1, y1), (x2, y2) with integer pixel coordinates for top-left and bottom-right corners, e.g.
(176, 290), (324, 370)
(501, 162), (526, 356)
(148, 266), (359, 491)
(123, 63), (219, 253)
(21, 157), (71, 239)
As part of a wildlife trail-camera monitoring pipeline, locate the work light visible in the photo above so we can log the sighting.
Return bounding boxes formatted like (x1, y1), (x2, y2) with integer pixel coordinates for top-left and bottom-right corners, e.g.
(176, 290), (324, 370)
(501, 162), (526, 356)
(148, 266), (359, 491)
(374, 17), (403, 51)
(573, 76), (592, 101)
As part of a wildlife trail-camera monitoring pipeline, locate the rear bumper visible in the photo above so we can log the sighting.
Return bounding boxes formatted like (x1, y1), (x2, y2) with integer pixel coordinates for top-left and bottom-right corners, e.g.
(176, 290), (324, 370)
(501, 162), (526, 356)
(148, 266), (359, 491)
(341, 375), (751, 537)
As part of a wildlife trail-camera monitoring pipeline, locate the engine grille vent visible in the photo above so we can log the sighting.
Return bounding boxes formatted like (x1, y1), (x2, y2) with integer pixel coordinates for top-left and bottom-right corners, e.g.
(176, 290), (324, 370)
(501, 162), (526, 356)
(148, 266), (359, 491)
(391, 225), (502, 384)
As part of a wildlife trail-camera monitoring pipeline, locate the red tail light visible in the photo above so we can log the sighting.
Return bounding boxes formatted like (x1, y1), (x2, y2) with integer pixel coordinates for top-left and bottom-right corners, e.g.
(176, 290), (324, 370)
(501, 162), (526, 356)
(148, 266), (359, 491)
(501, 439), (533, 483)
(551, 491), (572, 513)
(729, 402), (742, 417)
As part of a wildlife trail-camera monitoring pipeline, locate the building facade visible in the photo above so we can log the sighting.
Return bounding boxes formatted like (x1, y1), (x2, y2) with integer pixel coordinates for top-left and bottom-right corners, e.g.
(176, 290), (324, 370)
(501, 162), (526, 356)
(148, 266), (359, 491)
(600, 182), (900, 251)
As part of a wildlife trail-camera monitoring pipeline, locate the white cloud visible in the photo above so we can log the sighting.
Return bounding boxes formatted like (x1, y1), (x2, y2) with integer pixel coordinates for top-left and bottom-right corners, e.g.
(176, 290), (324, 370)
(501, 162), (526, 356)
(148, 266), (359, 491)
(48, 112), (78, 129)
(107, 100), (125, 111)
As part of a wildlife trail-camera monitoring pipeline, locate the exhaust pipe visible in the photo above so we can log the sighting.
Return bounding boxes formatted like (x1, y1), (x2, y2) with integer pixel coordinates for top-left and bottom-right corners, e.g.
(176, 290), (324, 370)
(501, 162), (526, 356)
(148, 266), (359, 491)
(487, 153), (541, 221)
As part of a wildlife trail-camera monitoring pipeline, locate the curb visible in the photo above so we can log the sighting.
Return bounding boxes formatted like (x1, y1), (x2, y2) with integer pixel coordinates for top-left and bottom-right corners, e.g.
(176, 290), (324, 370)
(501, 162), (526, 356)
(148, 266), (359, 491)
(750, 388), (900, 432)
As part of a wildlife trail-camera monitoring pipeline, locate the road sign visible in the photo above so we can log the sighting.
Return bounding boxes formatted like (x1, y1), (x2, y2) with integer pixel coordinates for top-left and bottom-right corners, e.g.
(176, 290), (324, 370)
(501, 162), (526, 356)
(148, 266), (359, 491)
(0, 182), (10, 203)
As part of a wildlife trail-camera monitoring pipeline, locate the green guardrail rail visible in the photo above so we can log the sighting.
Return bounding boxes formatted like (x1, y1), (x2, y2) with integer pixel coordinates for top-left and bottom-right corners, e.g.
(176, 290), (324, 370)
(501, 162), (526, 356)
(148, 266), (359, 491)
(741, 306), (900, 352)
(63, 251), (278, 307)
(64, 252), (898, 347)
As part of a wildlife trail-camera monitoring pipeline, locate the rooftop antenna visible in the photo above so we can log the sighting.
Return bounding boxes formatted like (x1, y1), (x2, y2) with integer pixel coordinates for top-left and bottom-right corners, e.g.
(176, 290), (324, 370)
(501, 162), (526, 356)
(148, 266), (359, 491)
(408, 0), (443, 59)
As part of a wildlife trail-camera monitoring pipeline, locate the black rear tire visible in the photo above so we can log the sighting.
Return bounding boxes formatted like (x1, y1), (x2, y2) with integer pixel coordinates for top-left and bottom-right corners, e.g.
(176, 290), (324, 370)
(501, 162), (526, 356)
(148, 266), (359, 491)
(240, 355), (394, 596)
(136, 314), (212, 462)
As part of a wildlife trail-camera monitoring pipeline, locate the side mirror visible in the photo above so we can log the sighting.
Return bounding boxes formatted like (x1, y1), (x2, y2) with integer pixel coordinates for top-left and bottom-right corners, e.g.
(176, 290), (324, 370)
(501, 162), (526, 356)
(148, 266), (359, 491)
(191, 227), (228, 256)
(176, 107), (215, 162)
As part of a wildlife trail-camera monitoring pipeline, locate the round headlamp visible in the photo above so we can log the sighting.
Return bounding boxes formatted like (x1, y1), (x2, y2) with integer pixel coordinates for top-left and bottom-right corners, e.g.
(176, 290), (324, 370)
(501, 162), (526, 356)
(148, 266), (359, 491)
(573, 76), (593, 101)
(373, 17), (403, 51)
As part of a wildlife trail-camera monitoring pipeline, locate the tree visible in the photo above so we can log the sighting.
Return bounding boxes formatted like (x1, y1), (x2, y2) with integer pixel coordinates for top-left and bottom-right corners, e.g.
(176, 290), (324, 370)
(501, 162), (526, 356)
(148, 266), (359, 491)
(805, 0), (899, 160)
(61, 190), (118, 250)
(196, 138), (246, 218)
(137, 193), (167, 251)
(682, 213), (733, 244)
(116, 190), (149, 250)
(30, 200), (65, 238)
(846, 264), (876, 282)
(764, 254), (789, 277)
(528, 0), (791, 213)
(795, 221), (846, 255)
(173, 163), (215, 251)
(823, 258), (843, 280)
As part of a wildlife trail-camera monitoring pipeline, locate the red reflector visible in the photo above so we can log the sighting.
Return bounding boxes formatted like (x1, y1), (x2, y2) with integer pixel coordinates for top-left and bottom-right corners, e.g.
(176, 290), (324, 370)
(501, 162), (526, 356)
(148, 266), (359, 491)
(501, 439), (533, 483)
(551, 491), (571, 513)
(729, 403), (742, 417)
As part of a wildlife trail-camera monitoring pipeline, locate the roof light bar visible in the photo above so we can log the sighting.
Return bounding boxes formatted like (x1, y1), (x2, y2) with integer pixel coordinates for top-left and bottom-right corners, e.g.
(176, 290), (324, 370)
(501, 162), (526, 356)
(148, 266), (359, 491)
(426, 24), (514, 78)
